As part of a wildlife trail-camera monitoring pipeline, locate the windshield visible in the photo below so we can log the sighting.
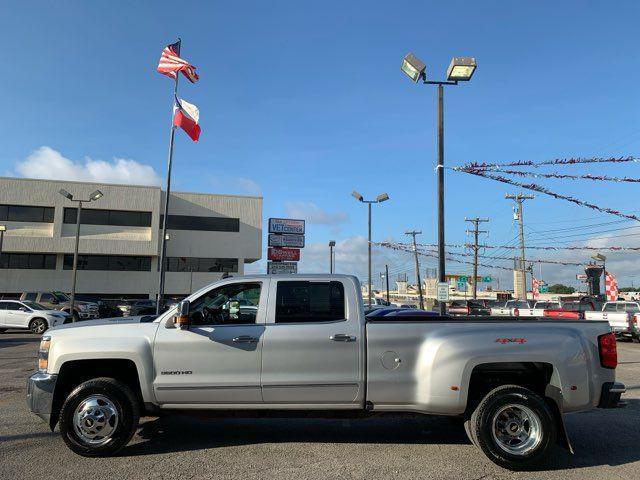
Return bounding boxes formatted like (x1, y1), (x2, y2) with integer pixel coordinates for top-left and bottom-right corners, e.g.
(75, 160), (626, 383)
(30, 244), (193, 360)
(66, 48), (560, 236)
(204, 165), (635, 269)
(53, 292), (69, 301)
(22, 301), (46, 310)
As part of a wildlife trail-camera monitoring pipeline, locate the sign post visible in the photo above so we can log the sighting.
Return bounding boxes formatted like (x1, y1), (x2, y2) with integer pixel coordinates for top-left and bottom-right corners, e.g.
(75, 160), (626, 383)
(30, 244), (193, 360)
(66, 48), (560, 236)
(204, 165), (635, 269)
(267, 218), (305, 274)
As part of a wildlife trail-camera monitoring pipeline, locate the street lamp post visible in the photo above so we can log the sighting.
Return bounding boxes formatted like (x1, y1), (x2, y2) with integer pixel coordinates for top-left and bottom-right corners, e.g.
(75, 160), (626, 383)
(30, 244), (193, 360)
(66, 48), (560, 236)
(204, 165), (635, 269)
(0, 225), (6, 268)
(401, 54), (477, 315)
(329, 240), (336, 273)
(58, 189), (103, 321)
(352, 191), (389, 307)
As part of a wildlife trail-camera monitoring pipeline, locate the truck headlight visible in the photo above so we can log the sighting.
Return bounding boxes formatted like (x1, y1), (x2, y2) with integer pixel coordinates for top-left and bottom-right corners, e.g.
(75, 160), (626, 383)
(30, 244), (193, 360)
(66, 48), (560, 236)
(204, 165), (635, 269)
(78, 304), (89, 311)
(38, 336), (51, 372)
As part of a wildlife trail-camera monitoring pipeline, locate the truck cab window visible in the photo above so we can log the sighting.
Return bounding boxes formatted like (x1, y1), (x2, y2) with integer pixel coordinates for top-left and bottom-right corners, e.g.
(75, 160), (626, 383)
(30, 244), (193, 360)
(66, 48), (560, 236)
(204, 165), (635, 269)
(188, 282), (261, 326)
(275, 281), (345, 323)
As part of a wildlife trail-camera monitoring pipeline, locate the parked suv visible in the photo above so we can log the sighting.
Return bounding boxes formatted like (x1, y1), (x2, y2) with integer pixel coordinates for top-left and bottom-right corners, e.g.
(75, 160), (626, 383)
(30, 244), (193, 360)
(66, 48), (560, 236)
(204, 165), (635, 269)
(20, 292), (99, 321)
(115, 299), (157, 316)
(0, 300), (70, 333)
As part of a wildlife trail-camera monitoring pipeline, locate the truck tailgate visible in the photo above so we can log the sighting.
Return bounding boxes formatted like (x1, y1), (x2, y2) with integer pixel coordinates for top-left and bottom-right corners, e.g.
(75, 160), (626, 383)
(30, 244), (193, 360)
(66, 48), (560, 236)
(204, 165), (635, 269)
(585, 311), (630, 332)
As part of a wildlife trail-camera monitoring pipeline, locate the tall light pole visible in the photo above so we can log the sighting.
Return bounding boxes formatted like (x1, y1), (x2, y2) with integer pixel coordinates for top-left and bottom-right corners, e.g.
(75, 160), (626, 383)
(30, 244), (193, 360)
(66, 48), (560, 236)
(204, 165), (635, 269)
(401, 54), (477, 314)
(59, 189), (104, 320)
(0, 225), (6, 268)
(352, 191), (390, 307)
(405, 230), (425, 309)
(329, 240), (336, 273)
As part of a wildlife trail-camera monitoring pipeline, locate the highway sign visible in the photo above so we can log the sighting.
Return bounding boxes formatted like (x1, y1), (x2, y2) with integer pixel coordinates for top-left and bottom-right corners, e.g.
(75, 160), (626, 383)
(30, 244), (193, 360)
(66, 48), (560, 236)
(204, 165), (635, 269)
(268, 233), (305, 248)
(268, 218), (305, 235)
(458, 275), (468, 283)
(437, 282), (449, 302)
(457, 281), (466, 291)
(267, 261), (298, 274)
(538, 285), (549, 294)
(482, 276), (492, 283)
(268, 247), (301, 262)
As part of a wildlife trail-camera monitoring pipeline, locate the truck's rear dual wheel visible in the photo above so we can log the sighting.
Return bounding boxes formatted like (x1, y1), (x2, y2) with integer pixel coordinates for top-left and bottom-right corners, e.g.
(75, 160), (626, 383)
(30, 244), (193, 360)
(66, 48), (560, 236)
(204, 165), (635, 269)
(59, 377), (139, 457)
(470, 385), (557, 470)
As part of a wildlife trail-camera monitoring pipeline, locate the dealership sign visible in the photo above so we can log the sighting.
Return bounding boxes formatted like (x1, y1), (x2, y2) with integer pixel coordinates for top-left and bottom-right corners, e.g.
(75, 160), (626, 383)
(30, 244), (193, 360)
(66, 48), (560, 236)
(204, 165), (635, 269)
(268, 247), (301, 262)
(268, 233), (305, 248)
(267, 261), (298, 274)
(268, 218), (305, 235)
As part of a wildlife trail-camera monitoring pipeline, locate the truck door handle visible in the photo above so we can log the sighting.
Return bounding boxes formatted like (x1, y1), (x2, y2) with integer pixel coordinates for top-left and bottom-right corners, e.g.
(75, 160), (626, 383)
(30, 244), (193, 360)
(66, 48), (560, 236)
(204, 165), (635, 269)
(232, 335), (259, 343)
(330, 334), (356, 342)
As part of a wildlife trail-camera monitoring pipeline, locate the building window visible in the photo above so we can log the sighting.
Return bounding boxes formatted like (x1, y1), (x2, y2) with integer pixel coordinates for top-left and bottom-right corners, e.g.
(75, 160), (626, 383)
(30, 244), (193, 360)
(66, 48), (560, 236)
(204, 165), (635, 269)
(159, 215), (240, 232)
(0, 204), (55, 223)
(0, 253), (56, 270)
(63, 208), (152, 227)
(63, 255), (152, 271)
(275, 281), (345, 323)
(165, 257), (238, 273)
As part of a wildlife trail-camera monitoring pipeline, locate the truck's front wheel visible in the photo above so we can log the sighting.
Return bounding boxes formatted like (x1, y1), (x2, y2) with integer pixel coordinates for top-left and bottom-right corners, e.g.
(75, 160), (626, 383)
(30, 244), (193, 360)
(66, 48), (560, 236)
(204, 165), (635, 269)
(471, 385), (556, 470)
(59, 377), (139, 457)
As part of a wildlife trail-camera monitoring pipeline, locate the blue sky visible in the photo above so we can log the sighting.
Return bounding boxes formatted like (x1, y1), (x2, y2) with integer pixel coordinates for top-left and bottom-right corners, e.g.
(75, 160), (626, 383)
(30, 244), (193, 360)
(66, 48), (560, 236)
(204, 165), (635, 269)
(2, 1), (639, 288)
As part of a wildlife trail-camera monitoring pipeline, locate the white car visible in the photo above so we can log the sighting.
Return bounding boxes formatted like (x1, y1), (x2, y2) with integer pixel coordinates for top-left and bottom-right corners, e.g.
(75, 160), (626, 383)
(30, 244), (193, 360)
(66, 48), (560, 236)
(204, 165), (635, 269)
(0, 300), (70, 334)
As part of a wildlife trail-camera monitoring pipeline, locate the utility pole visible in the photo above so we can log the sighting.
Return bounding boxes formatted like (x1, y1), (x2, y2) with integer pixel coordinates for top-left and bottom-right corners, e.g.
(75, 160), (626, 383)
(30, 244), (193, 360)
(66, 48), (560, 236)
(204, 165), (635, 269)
(465, 217), (489, 299)
(385, 264), (390, 304)
(505, 193), (534, 300)
(405, 230), (425, 309)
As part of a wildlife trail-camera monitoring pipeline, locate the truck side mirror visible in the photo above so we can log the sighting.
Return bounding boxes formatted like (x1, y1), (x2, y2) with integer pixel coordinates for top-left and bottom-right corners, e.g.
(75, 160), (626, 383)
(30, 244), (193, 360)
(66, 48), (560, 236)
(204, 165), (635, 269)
(175, 300), (190, 330)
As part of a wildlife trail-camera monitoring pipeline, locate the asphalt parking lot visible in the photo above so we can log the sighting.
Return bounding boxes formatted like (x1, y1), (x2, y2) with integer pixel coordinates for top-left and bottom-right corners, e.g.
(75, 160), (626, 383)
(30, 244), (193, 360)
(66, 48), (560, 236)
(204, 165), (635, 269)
(1, 332), (639, 480)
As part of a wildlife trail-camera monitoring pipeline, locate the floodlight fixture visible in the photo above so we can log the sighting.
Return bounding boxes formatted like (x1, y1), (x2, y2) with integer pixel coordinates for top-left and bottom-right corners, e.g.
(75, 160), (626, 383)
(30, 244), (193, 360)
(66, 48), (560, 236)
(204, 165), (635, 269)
(329, 240), (336, 247)
(401, 53), (426, 83)
(59, 189), (73, 200)
(0, 225), (6, 232)
(376, 193), (390, 203)
(351, 190), (363, 202)
(446, 57), (477, 82)
(89, 190), (104, 201)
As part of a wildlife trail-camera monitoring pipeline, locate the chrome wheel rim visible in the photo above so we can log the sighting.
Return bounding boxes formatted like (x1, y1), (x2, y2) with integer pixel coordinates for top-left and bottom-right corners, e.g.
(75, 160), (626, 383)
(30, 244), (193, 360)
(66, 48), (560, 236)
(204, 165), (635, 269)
(73, 395), (119, 445)
(491, 403), (542, 456)
(32, 320), (46, 334)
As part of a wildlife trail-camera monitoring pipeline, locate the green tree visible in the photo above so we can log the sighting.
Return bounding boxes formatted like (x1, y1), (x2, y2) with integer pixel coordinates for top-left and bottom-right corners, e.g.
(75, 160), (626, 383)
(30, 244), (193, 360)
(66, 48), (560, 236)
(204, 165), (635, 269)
(547, 284), (575, 294)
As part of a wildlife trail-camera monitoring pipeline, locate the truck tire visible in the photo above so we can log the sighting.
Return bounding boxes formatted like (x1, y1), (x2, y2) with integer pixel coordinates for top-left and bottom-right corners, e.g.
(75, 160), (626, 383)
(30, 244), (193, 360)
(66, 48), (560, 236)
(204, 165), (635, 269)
(59, 377), (140, 457)
(29, 318), (48, 334)
(470, 385), (556, 470)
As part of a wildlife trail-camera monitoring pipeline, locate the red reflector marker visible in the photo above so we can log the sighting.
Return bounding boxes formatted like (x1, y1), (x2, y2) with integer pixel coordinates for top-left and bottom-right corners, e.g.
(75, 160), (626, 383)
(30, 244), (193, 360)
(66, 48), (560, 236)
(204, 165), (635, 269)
(598, 332), (618, 369)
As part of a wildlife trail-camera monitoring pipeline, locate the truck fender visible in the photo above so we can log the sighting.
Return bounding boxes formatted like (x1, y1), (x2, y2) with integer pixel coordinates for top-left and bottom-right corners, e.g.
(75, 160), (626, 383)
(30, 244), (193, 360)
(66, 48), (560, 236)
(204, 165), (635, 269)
(545, 384), (573, 454)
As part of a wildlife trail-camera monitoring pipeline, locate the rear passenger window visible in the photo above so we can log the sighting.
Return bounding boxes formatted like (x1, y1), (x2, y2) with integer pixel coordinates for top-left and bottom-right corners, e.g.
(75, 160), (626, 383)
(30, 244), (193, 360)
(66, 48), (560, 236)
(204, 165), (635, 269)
(24, 293), (37, 301)
(275, 281), (345, 323)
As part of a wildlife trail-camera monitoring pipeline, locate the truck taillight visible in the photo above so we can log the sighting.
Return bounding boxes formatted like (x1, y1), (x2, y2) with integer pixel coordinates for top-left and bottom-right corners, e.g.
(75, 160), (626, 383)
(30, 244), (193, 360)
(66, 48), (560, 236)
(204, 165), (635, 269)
(633, 314), (638, 326)
(513, 308), (519, 317)
(466, 306), (470, 315)
(598, 332), (618, 369)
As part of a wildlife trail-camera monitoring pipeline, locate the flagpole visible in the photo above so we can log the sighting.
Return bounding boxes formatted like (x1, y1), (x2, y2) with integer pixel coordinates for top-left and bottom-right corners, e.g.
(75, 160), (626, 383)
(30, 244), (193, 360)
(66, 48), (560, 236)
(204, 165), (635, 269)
(156, 39), (180, 315)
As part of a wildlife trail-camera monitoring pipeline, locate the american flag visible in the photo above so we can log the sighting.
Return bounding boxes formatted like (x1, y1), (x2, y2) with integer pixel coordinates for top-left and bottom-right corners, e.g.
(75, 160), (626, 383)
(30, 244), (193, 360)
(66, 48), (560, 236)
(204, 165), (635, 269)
(157, 40), (199, 83)
(605, 271), (618, 301)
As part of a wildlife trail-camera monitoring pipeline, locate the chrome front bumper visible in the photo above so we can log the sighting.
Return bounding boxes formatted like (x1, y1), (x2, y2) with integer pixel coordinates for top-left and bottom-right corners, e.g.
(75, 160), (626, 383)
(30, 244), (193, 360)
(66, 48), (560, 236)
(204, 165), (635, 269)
(26, 372), (57, 423)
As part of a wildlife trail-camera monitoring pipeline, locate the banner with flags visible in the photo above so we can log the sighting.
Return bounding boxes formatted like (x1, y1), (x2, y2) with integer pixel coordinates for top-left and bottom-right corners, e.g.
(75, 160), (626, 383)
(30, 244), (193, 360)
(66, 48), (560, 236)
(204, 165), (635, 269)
(605, 271), (618, 301)
(157, 40), (199, 83)
(173, 97), (201, 141)
(532, 277), (540, 300)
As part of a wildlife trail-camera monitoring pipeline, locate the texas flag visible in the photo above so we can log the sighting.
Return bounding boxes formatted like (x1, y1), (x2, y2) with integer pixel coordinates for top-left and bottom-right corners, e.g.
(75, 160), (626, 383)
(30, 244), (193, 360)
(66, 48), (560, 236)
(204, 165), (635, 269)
(173, 97), (201, 142)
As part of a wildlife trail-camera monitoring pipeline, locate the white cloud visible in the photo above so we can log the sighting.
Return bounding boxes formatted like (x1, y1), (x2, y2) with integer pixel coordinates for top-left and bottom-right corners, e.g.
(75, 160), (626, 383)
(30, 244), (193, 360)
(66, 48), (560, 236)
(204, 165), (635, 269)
(208, 175), (262, 196)
(13, 146), (162, 186)
(284, 202), (348, 225)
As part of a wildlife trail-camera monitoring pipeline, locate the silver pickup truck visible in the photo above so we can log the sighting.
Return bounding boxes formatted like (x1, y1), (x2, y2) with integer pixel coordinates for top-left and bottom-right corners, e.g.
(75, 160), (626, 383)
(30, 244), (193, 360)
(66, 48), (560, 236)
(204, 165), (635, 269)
(27, 274), (625, 470)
